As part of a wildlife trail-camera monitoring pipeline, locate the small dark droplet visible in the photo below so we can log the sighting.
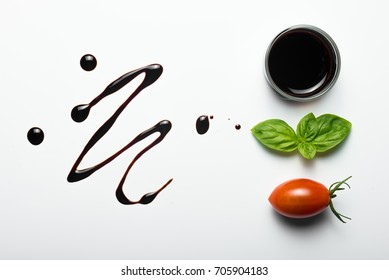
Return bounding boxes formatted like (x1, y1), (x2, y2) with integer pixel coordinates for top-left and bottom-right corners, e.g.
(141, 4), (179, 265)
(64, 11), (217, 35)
(139, 192), (158, 205)
(27, 127), (44, 145)
(210, 115), (214, 119)
(71, 104), (90, 122)
(196, 115), (210, 135)
(235, 124), (241, 130)
(80, 54), (97, 71)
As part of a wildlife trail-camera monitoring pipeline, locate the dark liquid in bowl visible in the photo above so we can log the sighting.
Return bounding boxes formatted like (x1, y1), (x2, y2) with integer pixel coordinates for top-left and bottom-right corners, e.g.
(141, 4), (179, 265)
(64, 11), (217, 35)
(267, 28), (337, 98)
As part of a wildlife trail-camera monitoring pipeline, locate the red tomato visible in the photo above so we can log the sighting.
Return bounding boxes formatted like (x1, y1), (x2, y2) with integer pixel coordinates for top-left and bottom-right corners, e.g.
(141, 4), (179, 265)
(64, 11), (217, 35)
(269, 179), (329, 218)
(268, 176), (351, 222)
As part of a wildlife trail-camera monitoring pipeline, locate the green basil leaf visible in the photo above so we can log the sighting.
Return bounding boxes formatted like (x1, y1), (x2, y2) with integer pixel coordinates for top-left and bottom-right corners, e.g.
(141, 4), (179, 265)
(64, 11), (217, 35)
(251, 119), (298, 152)
(298, 142), (317, 159)
(311, 114), (352, 152)
(296, 112), (319, 142)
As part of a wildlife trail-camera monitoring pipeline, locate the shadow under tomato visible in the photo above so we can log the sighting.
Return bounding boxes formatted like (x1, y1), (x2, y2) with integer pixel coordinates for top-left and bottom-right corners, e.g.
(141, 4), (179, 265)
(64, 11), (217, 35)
(271, 209), (330, 228)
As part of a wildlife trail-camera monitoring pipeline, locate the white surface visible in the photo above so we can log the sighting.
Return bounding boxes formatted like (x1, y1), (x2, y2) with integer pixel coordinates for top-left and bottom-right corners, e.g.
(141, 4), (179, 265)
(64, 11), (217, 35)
(0, 0), (388, 259)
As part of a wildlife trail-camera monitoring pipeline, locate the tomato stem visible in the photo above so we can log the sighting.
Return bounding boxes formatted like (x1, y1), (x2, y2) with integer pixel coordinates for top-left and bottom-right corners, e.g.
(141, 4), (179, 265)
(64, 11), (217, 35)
(328, 176), (352, 223)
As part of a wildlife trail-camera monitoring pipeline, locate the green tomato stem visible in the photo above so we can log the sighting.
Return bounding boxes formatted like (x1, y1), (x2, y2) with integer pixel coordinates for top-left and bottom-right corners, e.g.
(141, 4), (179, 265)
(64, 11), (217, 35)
(328, 176), (352, 223)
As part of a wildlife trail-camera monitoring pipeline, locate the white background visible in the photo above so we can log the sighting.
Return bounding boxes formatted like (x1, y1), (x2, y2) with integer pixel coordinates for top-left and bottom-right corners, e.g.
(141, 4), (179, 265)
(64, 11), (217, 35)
(0, 0), (388, 259)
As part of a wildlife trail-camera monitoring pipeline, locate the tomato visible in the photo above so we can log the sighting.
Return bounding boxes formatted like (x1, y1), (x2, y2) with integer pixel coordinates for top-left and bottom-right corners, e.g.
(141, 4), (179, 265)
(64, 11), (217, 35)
(268, 176), (352, 222)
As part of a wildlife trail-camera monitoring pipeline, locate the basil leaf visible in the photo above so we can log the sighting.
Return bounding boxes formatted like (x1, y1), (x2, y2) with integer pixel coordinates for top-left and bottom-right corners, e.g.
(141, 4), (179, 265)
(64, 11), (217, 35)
(296, 112), (318, 142)
(311, 114), (352, 152)
(298, 142), (317, 159)
(251, 119), (298, 152)
(251, 113), (352, 159)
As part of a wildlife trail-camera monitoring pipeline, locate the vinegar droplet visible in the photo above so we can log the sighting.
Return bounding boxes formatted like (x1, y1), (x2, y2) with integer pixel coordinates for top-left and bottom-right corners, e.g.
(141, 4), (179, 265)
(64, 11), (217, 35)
(196, 115), (210, 135)
(71, 104), (90, 122)
(27, 127), (44, 145)
(80, 54), (97, 71)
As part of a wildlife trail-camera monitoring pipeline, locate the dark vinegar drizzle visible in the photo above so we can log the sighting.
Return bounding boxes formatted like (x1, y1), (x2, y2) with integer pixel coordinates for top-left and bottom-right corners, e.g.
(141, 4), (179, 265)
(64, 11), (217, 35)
(196, 115), (210, 135)
(68, 64), (173, 205)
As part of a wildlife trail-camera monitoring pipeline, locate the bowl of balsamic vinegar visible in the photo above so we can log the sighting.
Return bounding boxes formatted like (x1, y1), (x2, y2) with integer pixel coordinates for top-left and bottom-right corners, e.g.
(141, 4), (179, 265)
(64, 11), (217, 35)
(265, 25), (341, 101)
